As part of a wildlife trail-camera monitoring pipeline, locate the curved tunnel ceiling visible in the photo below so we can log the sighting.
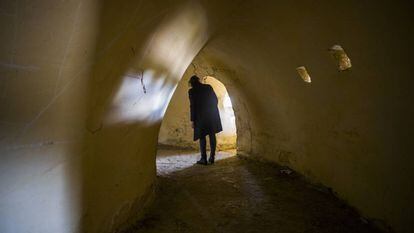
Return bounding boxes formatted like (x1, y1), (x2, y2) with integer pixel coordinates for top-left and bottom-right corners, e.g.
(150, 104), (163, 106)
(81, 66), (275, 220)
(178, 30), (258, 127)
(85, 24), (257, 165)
(0, 1), (413, 233)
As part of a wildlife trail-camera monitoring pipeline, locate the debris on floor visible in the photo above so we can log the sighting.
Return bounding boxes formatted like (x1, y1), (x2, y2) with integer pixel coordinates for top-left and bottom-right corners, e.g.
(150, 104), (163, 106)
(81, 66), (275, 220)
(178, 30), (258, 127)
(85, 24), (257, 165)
(279, 167), (293, 175)
(123, 150), (383, 233)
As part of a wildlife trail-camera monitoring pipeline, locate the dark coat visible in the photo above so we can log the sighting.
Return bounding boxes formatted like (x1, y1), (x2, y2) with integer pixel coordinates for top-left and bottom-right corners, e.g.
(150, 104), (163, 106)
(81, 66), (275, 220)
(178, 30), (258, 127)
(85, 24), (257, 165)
(189, 84), (223, 141)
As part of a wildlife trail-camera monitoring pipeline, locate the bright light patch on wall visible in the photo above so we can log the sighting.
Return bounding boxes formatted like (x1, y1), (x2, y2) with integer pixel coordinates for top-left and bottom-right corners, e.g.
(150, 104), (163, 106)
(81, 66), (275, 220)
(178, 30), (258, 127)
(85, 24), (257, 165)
(296, 66), (312, 83)
(221, 92), (236, 136)
(329, 45), (352, 71)
(204, 77), (236, 140)
(105, 70), (175, 125)
(104, 2), (208, 125)
(223, 92), (233, 108)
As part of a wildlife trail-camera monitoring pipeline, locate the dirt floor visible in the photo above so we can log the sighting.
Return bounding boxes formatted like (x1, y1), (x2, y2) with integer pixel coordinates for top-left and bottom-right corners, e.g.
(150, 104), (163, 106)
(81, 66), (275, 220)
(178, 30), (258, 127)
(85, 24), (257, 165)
(124, 149), (382, 233)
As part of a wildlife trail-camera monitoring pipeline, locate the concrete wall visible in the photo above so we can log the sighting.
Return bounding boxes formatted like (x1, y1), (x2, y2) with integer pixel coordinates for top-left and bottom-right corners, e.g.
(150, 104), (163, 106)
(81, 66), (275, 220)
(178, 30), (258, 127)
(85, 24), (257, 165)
(0, 1), (99, 232)
(0, 1), (413, 233)
(189, 1), (414, 232)
(158, 75), (237, 150)
(0, 0), (209, 232)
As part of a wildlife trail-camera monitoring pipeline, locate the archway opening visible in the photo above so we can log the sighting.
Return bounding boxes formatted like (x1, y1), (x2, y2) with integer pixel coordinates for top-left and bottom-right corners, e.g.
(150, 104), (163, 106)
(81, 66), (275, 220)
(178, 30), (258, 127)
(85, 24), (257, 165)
(156, 76), (237, 175)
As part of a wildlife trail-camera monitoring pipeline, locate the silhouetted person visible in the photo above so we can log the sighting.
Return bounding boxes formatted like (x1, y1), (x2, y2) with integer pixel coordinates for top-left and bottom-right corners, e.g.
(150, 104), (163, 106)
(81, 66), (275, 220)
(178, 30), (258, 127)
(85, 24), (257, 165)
(188, 75), (223, 165)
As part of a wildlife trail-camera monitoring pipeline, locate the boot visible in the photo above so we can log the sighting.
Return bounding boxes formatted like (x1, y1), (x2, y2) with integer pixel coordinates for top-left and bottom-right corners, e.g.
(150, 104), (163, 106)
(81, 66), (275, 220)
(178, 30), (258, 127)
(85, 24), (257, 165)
(208, 155), (215, 164)
(196, 155), (207, 165)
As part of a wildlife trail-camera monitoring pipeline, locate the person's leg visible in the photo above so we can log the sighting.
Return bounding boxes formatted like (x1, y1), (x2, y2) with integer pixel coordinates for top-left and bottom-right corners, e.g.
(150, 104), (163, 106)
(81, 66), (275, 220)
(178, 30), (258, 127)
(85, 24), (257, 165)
(208, 133), (216, 164)
(197, 136), (207, 165)
(199, 136), (207, 156)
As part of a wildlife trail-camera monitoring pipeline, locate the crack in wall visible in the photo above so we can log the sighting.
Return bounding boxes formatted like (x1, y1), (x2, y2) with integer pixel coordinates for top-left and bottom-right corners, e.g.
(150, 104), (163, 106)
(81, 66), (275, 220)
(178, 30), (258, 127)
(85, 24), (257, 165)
(140, 70), (147, 94)
(86, 123), (103, 134)
(14, 0), (147, 140)
(0, 62), (39, 71)
(1, 140), (76, 151)
(53, 1), (83, 96)
(127, 70), (147, 94)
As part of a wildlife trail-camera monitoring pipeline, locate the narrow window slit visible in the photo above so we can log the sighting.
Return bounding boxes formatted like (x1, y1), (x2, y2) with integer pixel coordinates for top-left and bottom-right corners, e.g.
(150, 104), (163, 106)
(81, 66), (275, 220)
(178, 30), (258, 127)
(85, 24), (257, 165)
(296, 66), (312, 83)
(329, 45), (352, 71)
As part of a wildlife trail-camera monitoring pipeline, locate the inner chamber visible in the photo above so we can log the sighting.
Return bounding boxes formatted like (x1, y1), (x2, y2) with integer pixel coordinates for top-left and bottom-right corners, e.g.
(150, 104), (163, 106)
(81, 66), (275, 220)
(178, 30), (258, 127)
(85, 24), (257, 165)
(157, 75), (237, 175)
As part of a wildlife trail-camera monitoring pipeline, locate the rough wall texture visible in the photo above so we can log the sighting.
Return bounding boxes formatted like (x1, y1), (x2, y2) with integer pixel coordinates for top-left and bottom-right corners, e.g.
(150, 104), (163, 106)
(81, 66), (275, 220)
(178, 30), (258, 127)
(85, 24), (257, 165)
(0, 1), (99, 232)
(0, 0), (209, 232)
(190, 1), (414, 232)
(0, 1), (413, 233)
(158, 74), (237, 150)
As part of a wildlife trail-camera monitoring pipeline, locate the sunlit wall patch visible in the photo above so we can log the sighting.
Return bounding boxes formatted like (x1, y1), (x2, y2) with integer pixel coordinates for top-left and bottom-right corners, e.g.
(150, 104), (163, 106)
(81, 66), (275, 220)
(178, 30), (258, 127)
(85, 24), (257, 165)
(104, 69), (175, 125)
(103, 1), (209, 126)
(329, 45), (352, 71)
(296, 66), (312, 83)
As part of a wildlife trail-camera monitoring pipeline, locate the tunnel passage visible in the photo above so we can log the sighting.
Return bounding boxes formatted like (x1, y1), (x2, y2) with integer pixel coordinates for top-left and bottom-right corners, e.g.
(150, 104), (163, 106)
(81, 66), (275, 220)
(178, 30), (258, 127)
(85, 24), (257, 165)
(156, 73), (238, 175)
(0, 1), (413, 233)
(158, 75), (237, 150)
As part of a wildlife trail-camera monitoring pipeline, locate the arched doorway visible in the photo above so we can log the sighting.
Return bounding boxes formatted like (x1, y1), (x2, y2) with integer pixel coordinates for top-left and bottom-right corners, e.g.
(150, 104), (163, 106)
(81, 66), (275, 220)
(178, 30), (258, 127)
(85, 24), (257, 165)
(156, 76), (237, 175)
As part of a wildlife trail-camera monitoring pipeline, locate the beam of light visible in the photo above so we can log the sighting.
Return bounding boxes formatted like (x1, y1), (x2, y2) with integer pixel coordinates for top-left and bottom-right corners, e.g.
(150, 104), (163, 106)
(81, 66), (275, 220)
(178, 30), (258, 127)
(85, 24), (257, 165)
(104, 69), (176, 125)
(220, 92), (237, 137)
(223, 92), (233, 108)
(203, 77), (237, 139)
(105, 2), (208, 125)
